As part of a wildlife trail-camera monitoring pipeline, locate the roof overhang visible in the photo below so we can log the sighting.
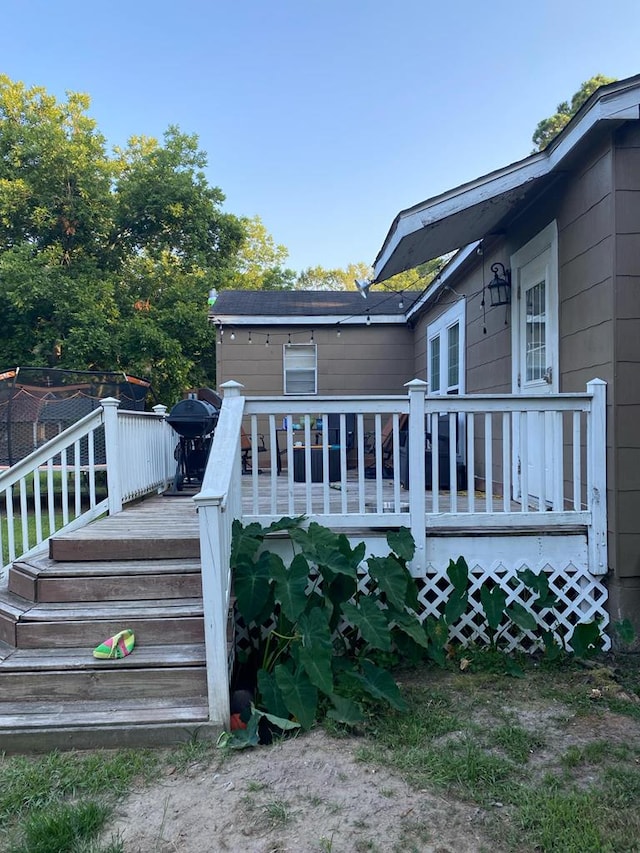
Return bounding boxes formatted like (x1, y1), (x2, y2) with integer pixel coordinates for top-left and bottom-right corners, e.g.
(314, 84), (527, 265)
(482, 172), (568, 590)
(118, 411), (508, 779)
(373, 76), (640, 283)
(210, 313), (406, 327)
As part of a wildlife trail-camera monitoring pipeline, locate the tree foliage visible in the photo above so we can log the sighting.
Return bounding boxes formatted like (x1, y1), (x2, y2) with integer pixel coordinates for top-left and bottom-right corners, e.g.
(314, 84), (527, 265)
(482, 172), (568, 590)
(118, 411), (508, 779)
(0, 75), (244, 404)
(531, 74), (616, 151)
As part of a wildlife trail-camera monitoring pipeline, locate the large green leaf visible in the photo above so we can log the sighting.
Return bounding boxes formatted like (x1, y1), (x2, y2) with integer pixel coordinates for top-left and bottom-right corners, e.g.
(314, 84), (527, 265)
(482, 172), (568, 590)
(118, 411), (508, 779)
(506, 601), (537, 632)
(342, 597), (391, 651)
(275, 664), (318, 730)
(265, 515), (306, 535)
(444, 590), (468, 626)
(355, 660), (408, 711)
(570, 621), (603, 657)
(231, 519), (265, 567)
(517, 568), (558, 610)
(327, 694), (364, 725)
(367, 555), (411, 610)
(338, 534), (366, 569)
(291, 523), (357, 579)
(386, 527), (415, 562)
(234, 550), (272, 623)
(480, 583), (507, 631)
(257, 668), (289, 719)
(426, 615), (449, 667)
(447, 556), (469, 594)
(388, 606), (428, 648)
(298, 609), (333, 694)
(271, 553), (309, 622)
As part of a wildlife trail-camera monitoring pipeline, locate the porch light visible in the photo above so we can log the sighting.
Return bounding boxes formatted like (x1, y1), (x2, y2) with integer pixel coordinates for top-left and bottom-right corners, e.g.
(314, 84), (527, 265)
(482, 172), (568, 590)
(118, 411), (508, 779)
(488, 263), (511, 307)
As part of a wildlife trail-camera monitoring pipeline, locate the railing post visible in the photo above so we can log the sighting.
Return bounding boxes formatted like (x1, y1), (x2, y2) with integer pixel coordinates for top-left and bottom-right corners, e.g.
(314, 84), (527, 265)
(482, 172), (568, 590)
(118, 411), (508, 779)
(152, 403), (172, 489)
(101, 397), (122, 515)
(405, 379), (427, 570)
(586, 379), (608, 575)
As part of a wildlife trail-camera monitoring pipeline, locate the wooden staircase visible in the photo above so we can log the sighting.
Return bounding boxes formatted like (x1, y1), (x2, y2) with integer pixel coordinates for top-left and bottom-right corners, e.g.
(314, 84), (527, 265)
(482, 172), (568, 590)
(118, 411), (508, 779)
(0, 496), (226, 753)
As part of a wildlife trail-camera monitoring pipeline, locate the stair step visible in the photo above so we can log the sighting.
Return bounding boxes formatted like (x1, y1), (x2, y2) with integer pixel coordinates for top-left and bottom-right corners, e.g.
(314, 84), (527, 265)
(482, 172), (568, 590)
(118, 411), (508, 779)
(0, 697), (217, 753)
(49, 500), (200, 562)
(2, 665), (207, 702)
(0, 642), (206, 670)
(10, 557), (203, 603)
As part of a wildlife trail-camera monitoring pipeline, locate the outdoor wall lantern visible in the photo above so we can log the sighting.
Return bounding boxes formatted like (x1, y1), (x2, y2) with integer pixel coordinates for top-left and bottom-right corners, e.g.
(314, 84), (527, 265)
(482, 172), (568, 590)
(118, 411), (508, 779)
(488, 262), (511, 307)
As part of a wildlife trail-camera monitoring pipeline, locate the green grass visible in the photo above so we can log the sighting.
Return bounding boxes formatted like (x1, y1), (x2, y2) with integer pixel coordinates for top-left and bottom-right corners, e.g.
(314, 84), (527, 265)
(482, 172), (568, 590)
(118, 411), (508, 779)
(0, 749), (160, 853)
(357, 658), (640, 852)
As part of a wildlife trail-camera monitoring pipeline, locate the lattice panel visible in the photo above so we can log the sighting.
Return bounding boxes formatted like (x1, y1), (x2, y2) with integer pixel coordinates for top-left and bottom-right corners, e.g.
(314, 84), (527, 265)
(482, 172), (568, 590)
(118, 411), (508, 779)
(233, 558), (609, 655)
(416, 558), (609, 652)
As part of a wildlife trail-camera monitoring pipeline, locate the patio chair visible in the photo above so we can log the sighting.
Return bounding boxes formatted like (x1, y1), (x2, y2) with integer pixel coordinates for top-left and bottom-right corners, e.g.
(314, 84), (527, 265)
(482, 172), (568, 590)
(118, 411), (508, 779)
(241, 427), (267, 474)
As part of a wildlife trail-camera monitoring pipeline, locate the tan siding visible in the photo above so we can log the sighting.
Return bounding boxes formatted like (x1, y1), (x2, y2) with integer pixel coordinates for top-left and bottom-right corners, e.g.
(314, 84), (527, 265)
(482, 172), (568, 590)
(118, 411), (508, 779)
(217, 324), (413, 396)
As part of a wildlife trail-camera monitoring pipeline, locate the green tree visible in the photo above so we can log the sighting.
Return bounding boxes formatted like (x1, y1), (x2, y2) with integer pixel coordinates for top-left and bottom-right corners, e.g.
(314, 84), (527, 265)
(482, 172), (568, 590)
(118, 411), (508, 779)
(228, 215), (296, 290)
(532, 74), (616, 151)
(0, 76), (244, 404)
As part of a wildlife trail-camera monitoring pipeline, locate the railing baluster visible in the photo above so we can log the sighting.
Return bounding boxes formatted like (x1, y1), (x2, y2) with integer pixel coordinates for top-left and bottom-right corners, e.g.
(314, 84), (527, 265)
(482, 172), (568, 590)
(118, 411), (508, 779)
(502, 412), (511, 512)
(19, 478), (29, 553)
(520, 412), (529, 511)
(33, 468), (43, 543)
(467, 413), (475, 512)
(573, 411), (581, 510)
(484, 413), (493, 513)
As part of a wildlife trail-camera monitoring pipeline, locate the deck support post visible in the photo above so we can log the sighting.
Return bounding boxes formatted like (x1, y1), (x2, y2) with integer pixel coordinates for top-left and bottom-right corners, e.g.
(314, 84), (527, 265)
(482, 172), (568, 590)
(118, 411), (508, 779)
(586, 379), (608, 575)
(405, 379), (428, 570)
(101, 397), (122, 515)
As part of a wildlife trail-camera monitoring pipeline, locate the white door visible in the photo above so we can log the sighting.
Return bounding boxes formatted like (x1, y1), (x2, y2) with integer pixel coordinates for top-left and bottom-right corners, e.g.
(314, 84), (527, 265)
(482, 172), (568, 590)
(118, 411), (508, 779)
(511, 223), (559, 506)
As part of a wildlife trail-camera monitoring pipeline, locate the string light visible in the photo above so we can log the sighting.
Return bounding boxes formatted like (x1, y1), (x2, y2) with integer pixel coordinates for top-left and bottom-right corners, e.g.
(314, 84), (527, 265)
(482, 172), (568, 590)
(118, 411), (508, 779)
(230, 330), (235, 341)
(248, 330), (252, 344)
(366, 312), (371, 326)
(310, 329), (314, 343)
(265, 333), (270, 347)
(287, 333), (291, 345)
(336, 326), (341, 338)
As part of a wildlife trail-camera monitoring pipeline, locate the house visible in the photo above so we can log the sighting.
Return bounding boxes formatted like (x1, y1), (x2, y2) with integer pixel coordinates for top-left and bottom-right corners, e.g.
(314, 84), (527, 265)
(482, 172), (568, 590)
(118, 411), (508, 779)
(370, 73), (640, 630)
(212, 74), (640, 632)
(211, 290), (421, 396)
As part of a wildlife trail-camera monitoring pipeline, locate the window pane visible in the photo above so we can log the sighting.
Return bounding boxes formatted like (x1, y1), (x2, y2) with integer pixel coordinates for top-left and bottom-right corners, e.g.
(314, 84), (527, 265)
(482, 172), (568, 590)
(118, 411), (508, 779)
(284, 344), (317, 394)
(525, 280), (546, 382)
(447, 323), (459, 390)
(429, 338), (440, 393)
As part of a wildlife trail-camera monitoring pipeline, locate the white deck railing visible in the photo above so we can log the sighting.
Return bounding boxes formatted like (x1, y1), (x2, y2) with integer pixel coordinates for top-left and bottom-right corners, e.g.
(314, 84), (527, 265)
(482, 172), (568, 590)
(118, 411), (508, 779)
(0, 398), (175, 578)
(189, 378), (608, 724)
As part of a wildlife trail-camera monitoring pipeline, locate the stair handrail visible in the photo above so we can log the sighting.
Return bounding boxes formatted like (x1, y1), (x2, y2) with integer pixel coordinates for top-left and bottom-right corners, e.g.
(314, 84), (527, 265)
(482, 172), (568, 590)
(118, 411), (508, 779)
(193, 380), (245, 727)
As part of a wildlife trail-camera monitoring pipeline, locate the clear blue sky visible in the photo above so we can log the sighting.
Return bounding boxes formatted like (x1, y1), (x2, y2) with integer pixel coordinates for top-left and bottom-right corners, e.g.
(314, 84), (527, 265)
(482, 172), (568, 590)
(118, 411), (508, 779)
(1, 0), (639, 273)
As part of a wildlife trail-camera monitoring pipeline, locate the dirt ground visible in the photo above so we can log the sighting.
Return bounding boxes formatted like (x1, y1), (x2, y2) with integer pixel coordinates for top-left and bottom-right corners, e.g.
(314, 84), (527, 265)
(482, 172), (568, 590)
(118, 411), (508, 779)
(103, 666), (640, 853)
(105, 728), (489, 853)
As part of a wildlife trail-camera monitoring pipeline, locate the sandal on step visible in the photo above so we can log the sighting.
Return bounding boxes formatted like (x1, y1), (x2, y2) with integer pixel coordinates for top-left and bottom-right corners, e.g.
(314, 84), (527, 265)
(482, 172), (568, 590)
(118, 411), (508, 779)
(93, 629), (135, 659)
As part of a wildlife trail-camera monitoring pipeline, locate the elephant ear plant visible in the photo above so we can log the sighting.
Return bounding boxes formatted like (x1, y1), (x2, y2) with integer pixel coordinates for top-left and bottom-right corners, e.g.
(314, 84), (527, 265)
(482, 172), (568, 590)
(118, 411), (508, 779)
(230, 517), (427, 734)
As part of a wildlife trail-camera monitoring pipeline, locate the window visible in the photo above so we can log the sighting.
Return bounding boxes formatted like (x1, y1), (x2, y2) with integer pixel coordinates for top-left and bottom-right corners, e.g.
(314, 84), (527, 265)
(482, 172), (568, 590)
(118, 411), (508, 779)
(283, 344), (317, 394)
(426, 299), (465, 396)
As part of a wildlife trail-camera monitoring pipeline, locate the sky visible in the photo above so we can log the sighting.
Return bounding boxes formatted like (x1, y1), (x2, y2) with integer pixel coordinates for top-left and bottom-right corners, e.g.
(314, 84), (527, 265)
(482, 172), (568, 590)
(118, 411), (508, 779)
(1, 1), (639, 274)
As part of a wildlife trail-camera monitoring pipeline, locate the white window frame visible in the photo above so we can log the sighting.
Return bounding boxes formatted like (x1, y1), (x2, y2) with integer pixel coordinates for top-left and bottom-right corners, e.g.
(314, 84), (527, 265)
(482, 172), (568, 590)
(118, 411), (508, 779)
(283, 343), (317, 395)
(426, 299), (466, 396)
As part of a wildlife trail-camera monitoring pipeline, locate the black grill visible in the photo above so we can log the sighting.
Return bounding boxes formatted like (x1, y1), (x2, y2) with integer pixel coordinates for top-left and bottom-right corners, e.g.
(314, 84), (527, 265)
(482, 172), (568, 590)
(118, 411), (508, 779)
(167, 396), (220, 492)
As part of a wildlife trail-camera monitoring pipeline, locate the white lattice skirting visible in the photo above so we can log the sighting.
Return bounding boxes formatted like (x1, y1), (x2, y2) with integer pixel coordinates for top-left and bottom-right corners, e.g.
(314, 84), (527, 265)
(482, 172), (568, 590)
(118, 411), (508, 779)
(235, 532), (610, 654)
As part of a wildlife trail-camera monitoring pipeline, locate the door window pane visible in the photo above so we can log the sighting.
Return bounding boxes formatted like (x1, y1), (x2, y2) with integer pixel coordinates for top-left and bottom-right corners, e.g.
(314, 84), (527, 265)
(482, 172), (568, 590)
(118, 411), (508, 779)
(447, 323), (459, 390)
(429, 337), (440, 393)
(525, 280), (546, 382)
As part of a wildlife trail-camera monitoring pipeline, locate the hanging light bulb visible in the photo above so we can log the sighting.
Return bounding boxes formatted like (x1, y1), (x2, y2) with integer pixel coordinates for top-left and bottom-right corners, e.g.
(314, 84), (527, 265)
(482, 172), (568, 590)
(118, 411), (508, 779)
(265, 333), (270, 347)
(287, 332), (291, 346)
(336, 326), (341, 338)
(366, 312), (371, 326)
(230, 330), (235, 341)
(398, 295), (404, 309)
(310, 329), (314, 343)
(248, 331), (253, 344)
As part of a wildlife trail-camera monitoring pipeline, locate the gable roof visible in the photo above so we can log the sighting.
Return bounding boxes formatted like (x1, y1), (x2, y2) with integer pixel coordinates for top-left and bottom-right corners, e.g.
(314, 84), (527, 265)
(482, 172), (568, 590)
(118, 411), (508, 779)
(210, 289), (420, 326)
(374, 74), (640, 283)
